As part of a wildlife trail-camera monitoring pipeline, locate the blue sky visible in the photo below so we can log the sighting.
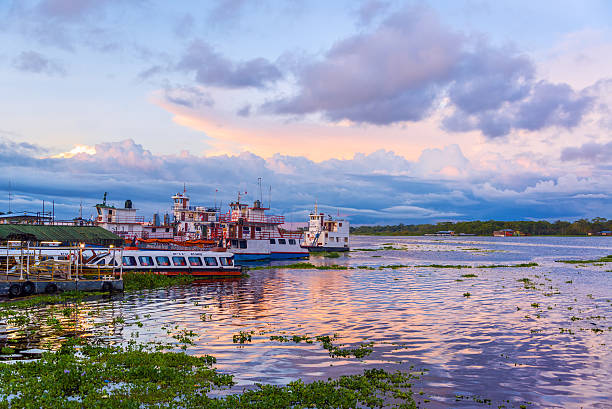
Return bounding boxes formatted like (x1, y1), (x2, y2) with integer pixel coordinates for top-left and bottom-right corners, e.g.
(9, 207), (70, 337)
(1, 0), (611, 224)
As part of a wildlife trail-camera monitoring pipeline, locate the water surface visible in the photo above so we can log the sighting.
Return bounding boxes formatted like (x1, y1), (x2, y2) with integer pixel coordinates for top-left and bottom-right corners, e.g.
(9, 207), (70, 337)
(3, 236), (612, 408)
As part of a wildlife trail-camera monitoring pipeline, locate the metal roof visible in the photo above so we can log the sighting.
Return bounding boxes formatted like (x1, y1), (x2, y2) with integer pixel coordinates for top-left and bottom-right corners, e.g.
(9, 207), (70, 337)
(0, 225), (123, 246)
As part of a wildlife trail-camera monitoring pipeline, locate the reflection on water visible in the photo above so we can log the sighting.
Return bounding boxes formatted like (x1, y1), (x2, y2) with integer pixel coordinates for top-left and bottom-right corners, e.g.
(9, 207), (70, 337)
(2, 236), (611, 408)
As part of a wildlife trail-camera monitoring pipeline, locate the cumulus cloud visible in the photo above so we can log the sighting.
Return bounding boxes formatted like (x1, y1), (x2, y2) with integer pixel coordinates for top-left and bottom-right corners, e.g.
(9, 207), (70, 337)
(561, 141), (612, 163)
(178, 40), (282, 88)
(267, 6), (595, 138)
(1, 137), (610, 224)
(163, 85), (214, 109)
(268, 6), (460, 123)
(12, 51), (66, 75)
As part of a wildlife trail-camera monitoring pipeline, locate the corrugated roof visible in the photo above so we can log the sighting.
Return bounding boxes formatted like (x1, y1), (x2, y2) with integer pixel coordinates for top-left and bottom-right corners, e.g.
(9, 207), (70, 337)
(0, 225), (123, 246)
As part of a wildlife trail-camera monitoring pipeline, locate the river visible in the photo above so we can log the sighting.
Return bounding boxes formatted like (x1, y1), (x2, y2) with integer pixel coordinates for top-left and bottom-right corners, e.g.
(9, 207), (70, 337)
(2, 236), (611, 408)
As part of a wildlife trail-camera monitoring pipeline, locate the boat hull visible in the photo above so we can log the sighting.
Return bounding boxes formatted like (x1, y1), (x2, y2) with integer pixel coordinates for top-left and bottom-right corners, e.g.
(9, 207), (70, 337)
(303, 246), (350, 252)
(269, 252), (309, 259)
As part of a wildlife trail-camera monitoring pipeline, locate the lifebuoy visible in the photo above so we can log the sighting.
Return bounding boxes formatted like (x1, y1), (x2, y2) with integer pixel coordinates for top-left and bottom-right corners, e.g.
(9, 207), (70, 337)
(44, 283), (58, 294)
(22, 281), (35, 296)
(8, 284), (21, 297)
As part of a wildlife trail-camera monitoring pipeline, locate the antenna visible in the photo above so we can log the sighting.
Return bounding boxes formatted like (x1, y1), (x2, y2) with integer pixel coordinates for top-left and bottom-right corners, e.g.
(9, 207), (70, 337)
(268, 185), (272, 209)
(258, 177), (263, 203)
(79, 200), (83, 219)
(8, 180), (12, 213)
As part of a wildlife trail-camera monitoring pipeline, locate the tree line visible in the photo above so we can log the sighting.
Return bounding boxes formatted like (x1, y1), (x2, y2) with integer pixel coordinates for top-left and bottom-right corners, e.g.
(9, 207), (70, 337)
(350, 218), (612, 236)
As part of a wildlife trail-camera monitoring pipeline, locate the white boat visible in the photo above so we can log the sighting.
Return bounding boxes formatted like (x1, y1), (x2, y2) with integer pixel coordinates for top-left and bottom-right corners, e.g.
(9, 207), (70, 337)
(220, 198), (308, 261)
(301, 205), (350, 252)
(87, 248), (243, 277)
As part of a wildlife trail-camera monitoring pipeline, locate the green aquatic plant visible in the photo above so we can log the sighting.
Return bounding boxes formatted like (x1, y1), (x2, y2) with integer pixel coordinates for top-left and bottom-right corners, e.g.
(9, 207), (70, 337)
(123, 271), (196, 291)
(232, 330), (254, 344)
(461, 273), (478, 278)
(268, 334), (374, 359)
(555, 255), (612, 264)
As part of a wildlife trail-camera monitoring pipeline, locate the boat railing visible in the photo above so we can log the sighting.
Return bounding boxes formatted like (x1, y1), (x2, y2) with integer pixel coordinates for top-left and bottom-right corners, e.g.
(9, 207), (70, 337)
(219, 213), (285, 224)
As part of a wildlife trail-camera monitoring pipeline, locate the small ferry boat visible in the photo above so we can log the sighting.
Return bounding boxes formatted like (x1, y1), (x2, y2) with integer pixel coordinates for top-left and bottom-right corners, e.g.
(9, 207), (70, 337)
(219, 198), (308, 261)
(301, 205), (350, 252)
(87, 249), (243, 276)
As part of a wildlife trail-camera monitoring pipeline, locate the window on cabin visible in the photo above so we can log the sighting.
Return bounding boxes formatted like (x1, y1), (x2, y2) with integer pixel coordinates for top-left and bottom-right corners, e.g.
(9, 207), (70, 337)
(156, 256), (170, 266)
(239, 240), (247, 249)
(122, 256), (137, 266)
(165, 228), (170, 232)
(270, 239), (276, 244)
(204, 257), (218, 266)
(278, 239), (286, 244)
(138, 256), (154, 266)
(172, 256), (187, 266)
(289, 239), (296, 245)
(339, 223), (342, 227)
(220, 257), (232, 266)
(231, 239), (238, 247)
(188, 256), (203, 266)
(152, 228), (156, 233)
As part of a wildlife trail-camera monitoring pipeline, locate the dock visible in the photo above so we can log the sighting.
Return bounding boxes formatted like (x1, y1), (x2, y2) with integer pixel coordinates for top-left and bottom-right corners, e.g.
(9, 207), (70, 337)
(1, 244), (123, 297)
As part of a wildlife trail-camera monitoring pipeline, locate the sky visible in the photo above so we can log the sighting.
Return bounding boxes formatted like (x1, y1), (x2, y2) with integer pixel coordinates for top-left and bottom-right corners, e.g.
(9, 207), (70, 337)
(0, 0), (611, 225)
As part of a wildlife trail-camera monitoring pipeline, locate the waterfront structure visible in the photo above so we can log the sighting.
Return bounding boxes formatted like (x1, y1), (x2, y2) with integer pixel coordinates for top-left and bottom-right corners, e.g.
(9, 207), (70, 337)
(220, 197), (307, 261)
(301, 205), (350, 252)
(493, 229), (522, 237)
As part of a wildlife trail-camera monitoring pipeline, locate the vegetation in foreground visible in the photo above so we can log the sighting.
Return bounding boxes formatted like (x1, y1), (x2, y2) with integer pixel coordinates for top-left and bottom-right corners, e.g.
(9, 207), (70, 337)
(351, 217), (612, 236)
(0, 337), (418, 408)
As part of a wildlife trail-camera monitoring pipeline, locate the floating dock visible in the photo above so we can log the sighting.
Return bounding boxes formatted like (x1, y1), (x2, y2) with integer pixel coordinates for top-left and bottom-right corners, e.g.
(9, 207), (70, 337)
(1, 243), (123, 297)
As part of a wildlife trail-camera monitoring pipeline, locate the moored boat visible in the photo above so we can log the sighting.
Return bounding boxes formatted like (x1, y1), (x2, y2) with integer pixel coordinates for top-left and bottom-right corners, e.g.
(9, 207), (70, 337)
(220, 198), (308, 261)
(87, 248), (243, 277)
(301, 204), (350, 252)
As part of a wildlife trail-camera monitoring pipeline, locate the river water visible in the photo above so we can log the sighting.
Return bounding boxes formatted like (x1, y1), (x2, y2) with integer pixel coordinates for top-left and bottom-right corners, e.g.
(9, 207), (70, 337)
(3, 236), (612, 408)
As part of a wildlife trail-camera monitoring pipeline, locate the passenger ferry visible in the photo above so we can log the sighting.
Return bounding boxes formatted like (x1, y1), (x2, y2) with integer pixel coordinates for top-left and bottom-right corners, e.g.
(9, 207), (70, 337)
(2, 246), (242, 277)
(301, 205), (350, 252)
(87, 249), (243, 277)
(220, 198), (308, 261)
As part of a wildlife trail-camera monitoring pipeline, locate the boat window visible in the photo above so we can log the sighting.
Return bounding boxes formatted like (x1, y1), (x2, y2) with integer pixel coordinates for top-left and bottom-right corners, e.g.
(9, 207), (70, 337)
(156, 256), (170, 266)
(97, 259), (106, 266)
(239, 240), (247, 249)
(278, 239), (286, 245)
(231, 239), (238, 247)
(204, 257), (218, 266)
(138, 256), (154, 266)
(188, 256), (203, 266)
(270, 239), (276, 244)
(339, 223), (342, 227)
(288, 239), (296, 245)
(220, 257), (232, 266)
(255, 227), (261, 231)
(172, 256), (187, 266)
(122, 256), (137, 266)
(344, 237), (348, 242)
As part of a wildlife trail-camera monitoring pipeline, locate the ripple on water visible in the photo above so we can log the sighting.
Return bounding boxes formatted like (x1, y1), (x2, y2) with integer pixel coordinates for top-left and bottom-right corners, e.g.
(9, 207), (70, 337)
(2, 235), (611, 407)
